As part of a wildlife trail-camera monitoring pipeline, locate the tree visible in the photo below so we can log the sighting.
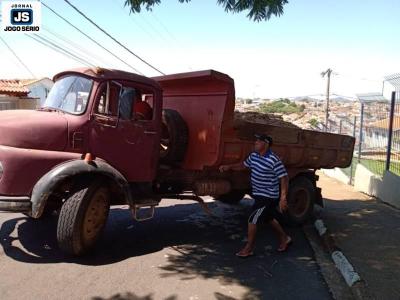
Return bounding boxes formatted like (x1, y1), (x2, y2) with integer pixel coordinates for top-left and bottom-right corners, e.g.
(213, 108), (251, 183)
(259, 99), (302, 114)
(124, 0), (288, 22)
(309, 118), (318, 127)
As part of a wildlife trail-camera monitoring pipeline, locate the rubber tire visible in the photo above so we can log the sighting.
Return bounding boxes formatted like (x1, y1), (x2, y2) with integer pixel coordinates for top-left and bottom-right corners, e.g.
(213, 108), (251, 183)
(287, 176), (316, 224)
(160, 109), (189, 164)
(215, 190), (246, 204)
(57, 183), (110, 256)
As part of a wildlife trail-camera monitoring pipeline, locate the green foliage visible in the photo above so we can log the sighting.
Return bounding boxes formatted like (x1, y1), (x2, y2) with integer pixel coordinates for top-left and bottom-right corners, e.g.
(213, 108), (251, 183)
(308, 118), (318, 127)
(124, 0), (288, 21)
(259, 99), (303, 114)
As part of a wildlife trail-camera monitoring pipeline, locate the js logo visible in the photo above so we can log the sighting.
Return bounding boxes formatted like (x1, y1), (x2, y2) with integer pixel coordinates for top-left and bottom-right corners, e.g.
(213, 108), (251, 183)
(11, 9), (33, 25)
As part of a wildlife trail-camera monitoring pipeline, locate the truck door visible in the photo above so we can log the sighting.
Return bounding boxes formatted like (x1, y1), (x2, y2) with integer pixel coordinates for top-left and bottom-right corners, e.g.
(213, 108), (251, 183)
(90, 81), (160, 182)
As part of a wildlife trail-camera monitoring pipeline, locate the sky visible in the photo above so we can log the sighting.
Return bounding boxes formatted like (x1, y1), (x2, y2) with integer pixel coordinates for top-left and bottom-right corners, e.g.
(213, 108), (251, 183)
(0, 0), (399, 98)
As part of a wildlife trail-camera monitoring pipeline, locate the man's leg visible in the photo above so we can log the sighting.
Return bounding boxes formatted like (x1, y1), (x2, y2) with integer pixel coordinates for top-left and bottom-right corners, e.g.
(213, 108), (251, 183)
(237, 223), (257, 255)
(237, 205), (265, 255)
(269, 218), (291, 249)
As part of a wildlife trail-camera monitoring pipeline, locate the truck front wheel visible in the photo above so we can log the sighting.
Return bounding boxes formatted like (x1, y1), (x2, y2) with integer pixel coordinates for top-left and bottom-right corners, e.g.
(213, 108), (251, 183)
(57, 182), (110, 256)
(287, 176), (315, 224)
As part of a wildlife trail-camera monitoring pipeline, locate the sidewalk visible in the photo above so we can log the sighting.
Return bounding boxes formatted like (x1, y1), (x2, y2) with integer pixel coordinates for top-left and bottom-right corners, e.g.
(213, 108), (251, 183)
(317, 173), (400, 300)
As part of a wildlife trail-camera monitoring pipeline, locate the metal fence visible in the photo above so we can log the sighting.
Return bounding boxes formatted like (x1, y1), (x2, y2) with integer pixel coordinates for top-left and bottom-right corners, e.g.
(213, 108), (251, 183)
(357, 100), (392, 177)
(329, 86), (400, 183)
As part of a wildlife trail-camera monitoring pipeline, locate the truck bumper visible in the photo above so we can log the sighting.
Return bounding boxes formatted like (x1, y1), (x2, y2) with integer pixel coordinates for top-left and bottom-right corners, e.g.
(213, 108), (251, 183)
(0, 195), (31, 212)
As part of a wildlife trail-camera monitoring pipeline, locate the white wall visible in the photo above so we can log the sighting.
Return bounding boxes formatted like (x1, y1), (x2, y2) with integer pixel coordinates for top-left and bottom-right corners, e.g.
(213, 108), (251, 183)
(323, 163), (400, 209)
(27, 78), (53, 106)
(353, 164), (400, 209)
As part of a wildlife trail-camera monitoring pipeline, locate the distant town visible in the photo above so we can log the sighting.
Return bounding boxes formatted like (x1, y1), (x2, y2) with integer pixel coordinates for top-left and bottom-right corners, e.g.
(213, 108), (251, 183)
(235, 96), (360, 133)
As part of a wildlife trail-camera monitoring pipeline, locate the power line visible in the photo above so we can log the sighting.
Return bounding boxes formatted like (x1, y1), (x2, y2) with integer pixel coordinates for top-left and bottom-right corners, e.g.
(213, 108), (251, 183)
(35, 34), (96, 67)
(25, 34), (84, 65)
(63, 0), (165, 75)
(42, 1), (143, 75)
(150, 11), (180, 44)
(25, 33), (94, 67)
(137, 12), (170, 44)
(112, 0), (194, 71)
(43, 26), (111, 67)
(112, 0), (158, 41)
(0, 36), (36, 77)
(33, 33), (96, 67)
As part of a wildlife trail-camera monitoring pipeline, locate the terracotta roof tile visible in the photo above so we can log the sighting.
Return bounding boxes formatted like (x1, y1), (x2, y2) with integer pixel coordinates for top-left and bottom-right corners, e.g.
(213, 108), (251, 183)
(366, 116), (400, 131)
(0, 79), (31, 95)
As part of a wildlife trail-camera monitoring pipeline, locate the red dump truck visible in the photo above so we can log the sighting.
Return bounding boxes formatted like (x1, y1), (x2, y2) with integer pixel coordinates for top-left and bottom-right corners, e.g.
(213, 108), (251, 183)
(0, 68), (355, 255)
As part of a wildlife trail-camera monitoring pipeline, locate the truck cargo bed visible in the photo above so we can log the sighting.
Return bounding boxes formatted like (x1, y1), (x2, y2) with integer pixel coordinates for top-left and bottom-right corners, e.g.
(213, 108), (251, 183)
(154, 70), (355, 171)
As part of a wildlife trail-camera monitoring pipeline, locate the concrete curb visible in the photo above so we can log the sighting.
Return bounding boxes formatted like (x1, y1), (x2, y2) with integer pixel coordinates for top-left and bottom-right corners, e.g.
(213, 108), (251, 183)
(313, 218), (375, 300)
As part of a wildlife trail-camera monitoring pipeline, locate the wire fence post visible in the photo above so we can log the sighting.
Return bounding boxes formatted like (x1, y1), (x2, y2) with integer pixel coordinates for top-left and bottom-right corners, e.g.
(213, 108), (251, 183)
(358, 102), (364, 163)
(349, 116), (357, 185)
(339, 119), (343, 134)
(385, 91), (396, 172)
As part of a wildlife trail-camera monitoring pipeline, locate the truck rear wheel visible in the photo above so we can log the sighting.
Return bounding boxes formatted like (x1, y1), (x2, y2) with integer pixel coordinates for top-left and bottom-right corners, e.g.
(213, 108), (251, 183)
(287, 176), (315, 224)
(215, 190), (246, 204)
(160, 109), (188, 164)
(57, 182), (110, 256)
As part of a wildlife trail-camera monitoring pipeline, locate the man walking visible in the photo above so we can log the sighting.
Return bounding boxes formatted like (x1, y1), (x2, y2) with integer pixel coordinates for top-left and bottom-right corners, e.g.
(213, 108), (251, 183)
(219, 133), (291, 257)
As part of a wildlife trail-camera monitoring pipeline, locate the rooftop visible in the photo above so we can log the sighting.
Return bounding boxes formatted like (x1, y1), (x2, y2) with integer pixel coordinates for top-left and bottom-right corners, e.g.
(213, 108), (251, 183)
(0, 78), (51, 96)
(366, 116), (400, 131)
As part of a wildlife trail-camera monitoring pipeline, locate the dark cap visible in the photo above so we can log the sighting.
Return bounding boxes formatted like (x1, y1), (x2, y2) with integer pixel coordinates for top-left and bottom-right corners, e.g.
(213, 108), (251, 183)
(255, 133), (273, 145)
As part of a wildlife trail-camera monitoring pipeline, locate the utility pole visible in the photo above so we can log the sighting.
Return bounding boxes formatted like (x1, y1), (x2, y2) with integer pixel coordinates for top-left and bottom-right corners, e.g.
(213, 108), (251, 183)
(321, 68), (333, 132)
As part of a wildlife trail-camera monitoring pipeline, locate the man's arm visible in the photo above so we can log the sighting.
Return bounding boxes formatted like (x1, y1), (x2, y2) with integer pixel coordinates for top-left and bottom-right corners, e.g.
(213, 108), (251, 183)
(219, 161), (248, 172)
(279, 175), (289, 212)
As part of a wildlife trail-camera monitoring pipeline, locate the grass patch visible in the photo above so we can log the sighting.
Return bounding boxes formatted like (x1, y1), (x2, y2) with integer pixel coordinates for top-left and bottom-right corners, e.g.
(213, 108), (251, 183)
(341, 157), (400, 177)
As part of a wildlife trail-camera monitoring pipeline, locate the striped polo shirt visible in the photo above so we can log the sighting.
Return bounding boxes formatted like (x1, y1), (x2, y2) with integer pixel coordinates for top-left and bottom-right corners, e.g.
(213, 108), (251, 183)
(244, 150), (288, 198)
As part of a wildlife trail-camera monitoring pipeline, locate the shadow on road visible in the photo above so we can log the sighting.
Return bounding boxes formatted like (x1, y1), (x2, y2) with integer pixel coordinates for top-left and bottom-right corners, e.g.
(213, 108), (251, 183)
(92, 292), (177, 300)
(322, 197), (400, 300)
(91, 292), (242, 300)
(0, 202), (249, 266)
(0, 201), (330, 299)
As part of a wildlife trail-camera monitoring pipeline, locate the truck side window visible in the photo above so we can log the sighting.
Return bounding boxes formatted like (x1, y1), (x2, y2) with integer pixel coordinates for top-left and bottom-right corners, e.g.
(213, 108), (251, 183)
(95, 82), (120, 116)
(119, 87), (135, 120)
(115, 84), (155, 121)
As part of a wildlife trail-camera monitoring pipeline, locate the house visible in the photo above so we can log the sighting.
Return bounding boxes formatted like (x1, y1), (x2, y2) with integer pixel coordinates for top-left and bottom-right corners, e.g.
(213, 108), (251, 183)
(0, 78), (53, 110)
(365, 116), (400, 150)
(22, 78), (54, 106)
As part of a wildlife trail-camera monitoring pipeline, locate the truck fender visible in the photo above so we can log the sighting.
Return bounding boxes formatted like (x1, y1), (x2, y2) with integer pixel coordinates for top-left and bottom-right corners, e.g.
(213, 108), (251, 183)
(30, 159), (132, 218)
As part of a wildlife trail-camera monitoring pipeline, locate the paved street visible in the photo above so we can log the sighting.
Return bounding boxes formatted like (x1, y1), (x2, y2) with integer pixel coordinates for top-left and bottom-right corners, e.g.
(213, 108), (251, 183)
(0, 197), (332, 300)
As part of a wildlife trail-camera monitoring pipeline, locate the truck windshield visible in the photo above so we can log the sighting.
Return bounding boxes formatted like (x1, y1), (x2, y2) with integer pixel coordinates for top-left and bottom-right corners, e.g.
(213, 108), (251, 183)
(42, 75), (93, 115)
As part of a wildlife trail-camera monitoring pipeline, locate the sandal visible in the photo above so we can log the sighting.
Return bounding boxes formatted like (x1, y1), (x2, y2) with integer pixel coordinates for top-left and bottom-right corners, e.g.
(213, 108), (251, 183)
(277, 236), (292, 252)
(235, 250), (254, 258)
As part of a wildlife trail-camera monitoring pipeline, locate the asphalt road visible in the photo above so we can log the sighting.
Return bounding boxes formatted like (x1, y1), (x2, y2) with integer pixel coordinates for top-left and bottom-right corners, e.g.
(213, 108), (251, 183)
(0, 197), (332, 300)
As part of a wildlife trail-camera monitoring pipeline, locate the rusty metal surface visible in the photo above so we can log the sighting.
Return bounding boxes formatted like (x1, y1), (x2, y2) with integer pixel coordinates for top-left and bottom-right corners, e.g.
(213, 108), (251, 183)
(54, 67), (162, 92)
(154, 70), (354, 172)
(0, 110), (68, 151)
(155, 70), (235, 170)
(0, 145), (81, 196)
(194, 179), (231, 196)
